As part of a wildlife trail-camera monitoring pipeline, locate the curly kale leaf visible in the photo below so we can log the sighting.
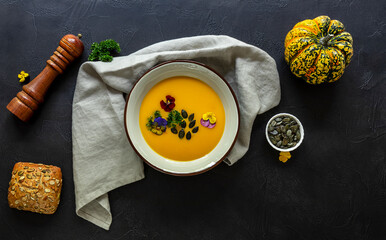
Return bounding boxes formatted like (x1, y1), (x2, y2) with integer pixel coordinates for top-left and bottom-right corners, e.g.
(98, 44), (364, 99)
(88, 39), (121, 62)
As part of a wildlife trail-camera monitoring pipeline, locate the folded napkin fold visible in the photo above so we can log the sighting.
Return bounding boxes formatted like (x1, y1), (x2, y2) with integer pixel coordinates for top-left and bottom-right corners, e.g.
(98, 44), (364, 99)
(72, 35), (280, 230)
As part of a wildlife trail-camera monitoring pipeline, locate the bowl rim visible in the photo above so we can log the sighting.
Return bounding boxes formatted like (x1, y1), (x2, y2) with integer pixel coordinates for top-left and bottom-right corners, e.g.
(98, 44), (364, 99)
(265, 113), (304, 152)
(124, 60), (240, 176)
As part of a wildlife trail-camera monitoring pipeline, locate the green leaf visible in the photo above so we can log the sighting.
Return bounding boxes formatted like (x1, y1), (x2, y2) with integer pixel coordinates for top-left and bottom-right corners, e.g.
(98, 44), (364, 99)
(166, 110), (183, 128)
(88, 39), (121, 62)
(154, 110), (161, 118)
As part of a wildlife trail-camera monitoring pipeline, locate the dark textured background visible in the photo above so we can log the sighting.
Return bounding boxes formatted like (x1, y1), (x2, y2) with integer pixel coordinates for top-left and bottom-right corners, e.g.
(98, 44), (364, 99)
(1, 0), (386, 239)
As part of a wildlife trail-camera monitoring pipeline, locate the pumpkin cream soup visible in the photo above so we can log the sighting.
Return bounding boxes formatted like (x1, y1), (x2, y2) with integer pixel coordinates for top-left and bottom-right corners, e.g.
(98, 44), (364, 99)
(139, 76), (225, 161)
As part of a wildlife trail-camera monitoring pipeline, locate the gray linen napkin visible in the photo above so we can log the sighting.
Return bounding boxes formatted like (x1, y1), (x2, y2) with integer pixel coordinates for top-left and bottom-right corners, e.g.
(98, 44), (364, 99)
(72, 35), (280, 230)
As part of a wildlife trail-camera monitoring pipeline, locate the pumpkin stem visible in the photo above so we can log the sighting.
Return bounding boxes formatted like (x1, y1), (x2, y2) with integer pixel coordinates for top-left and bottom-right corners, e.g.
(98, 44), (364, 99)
(319, 34), (334, 46)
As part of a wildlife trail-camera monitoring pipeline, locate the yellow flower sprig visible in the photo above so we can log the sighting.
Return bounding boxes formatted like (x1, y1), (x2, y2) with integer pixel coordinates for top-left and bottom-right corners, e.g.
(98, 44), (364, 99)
(18, 71), (29, 83)
(279, 151), (291, 163)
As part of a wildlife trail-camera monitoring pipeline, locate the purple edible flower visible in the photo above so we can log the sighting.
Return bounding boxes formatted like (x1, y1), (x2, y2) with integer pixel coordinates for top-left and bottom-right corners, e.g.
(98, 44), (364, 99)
(200, 118), (209, 127)
(200, 118), (216, 128)
(154, 117), (168, 127)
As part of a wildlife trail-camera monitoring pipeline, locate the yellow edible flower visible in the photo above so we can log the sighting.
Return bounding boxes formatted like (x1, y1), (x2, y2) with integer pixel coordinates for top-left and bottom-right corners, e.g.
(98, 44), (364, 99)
(18, 71), (29, 83)
(279, 151), (291, 163)
(202, 112), (216, 124)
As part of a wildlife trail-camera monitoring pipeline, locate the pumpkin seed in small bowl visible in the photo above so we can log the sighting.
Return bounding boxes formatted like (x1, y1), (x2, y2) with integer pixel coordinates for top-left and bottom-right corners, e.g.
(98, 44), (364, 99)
(265, 113), (304, 152)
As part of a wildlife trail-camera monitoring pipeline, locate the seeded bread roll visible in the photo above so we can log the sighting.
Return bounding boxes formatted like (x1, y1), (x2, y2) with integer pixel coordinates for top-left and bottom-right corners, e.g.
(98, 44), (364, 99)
(8, 162), (63, 214)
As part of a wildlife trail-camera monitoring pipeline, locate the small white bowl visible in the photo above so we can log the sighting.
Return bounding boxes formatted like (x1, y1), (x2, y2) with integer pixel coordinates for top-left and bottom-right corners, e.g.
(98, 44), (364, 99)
(124, 60), (240, 176)
(265, 113), (304, 152)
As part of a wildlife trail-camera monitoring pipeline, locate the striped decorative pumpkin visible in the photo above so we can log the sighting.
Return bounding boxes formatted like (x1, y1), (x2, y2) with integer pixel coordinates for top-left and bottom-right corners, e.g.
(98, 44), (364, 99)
(284, 16), (353, 84)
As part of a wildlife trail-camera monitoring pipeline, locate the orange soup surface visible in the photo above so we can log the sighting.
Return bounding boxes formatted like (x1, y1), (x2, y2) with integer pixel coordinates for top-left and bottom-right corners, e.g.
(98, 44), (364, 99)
(139, 76), (225, 161)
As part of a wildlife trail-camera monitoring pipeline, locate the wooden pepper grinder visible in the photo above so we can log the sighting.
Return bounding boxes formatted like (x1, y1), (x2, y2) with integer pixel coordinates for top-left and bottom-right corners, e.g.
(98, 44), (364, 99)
(7, 34), (84, 122)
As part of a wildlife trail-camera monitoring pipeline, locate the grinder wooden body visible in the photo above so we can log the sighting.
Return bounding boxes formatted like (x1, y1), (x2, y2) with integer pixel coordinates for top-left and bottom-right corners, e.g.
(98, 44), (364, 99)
(7, 34), (84, 122)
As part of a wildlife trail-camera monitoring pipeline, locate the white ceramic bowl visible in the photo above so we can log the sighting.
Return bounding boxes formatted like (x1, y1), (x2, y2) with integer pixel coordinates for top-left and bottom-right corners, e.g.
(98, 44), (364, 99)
(265, 113), (304, 152)
(124, 60), (239, 176)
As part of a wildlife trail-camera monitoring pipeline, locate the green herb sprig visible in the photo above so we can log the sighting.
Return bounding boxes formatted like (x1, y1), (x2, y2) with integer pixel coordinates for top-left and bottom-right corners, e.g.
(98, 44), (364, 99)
(154, 111), (161, 118)
(167, 110), (183, 128)
(88, 39), (121, 62)
(146, 110), (162, 130)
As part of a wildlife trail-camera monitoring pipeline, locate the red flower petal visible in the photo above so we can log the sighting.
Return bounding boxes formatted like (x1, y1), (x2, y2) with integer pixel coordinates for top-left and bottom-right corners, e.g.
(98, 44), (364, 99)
(160, 100), (166, 109)
(168, 102), (175, 110)
(166, 95), (175, 102)
(161, 95), (175, 112)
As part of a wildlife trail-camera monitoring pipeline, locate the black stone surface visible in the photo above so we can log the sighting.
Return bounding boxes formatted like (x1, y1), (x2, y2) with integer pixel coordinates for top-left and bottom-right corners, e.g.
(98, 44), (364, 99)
(1, 0), (386, 239)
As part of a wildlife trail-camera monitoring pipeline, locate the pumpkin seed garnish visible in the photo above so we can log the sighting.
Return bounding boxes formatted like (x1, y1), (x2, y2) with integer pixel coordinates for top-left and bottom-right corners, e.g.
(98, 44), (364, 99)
(291, 125), (299, 132)
(286, 130), (292, 137)
(186, 131), (191, 140)
(181, 109), (188, 118)
(178, 129), (185, 139)
(180, 121), (186, 128)
(270, 130), (278, 135)
(189, 120), (196, 128)
(188, 113), (194, 122)
(192, 126), (199, 133)
(171, 127), (178, 134)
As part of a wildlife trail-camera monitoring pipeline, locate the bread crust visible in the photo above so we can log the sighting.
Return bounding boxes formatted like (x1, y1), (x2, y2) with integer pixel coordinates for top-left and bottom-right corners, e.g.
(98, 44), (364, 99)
(8, 162), (63, 214)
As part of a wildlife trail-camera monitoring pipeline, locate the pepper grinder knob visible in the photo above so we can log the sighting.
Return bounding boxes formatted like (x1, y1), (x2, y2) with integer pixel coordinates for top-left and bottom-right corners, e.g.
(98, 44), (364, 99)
(7, 34), (84, 122)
